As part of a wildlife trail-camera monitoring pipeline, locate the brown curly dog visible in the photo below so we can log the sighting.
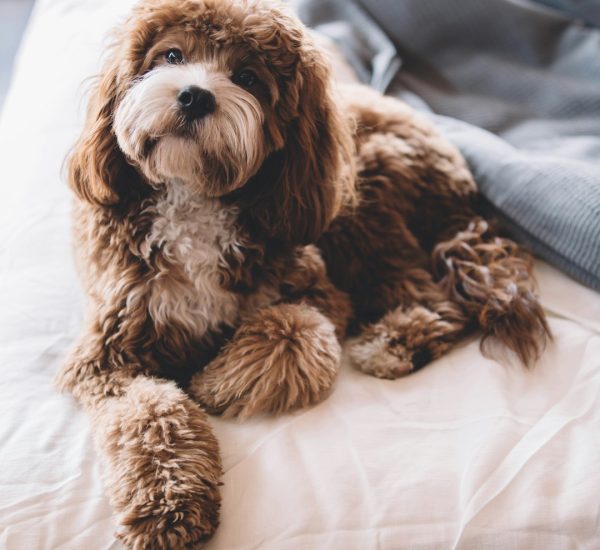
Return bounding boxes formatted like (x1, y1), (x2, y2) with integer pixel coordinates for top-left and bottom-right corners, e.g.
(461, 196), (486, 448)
(56, 0), (550, 547)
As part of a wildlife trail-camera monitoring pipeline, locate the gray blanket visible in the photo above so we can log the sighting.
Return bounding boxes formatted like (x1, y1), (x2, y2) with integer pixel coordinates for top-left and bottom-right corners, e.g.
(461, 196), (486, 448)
(296, 0), (600, 290)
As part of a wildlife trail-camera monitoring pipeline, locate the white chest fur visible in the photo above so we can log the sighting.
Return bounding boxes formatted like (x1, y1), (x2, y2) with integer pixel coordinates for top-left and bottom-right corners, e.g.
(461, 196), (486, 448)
(140, 182), (243, 338)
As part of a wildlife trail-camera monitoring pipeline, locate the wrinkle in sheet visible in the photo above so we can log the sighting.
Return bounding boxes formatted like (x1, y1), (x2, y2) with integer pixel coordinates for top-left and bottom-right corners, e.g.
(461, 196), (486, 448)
(451, 369), (600, 548)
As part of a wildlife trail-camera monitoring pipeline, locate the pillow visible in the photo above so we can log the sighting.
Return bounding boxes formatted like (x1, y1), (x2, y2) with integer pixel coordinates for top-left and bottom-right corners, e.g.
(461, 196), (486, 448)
(533, 0), (600, 26)
(297, 0), (600, 290)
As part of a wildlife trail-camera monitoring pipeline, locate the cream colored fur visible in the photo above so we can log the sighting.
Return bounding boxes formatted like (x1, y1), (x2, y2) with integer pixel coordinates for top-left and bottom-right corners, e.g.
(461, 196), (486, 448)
(140, 181), (244, 336)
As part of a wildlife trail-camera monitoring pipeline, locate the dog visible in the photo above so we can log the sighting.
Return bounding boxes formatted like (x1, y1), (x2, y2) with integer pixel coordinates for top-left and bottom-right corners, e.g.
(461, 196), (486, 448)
(56, 0), (550, 547)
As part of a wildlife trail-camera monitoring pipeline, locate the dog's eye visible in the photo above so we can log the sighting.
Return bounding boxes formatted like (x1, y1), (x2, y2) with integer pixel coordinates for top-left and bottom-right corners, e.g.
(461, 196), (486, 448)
(165, 49), (184, 65)
(233, 69), (258, 88)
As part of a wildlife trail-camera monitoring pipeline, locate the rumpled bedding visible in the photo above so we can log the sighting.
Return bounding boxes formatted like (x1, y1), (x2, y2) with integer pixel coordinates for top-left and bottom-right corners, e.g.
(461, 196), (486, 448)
(297, 0), (600, 290)
(1, 1), (599, 549)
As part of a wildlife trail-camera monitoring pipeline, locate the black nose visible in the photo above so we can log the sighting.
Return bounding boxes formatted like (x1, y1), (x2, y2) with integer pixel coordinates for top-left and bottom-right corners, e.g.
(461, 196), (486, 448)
(177, 86), (216, 120)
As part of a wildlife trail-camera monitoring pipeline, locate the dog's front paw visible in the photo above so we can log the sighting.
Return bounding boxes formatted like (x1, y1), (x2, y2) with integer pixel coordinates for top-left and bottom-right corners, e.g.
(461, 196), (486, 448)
(94, 378), (222, 549)
(189, 304), (341, 419)
(118, 497), (219, 550)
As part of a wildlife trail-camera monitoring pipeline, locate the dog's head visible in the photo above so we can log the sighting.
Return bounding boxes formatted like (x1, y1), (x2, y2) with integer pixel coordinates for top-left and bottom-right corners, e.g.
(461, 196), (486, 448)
(69, 0), (354, 243)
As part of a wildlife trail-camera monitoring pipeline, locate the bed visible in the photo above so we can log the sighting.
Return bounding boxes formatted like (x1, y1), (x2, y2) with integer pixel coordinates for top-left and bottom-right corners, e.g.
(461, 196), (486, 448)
(1, 0), (599, 548)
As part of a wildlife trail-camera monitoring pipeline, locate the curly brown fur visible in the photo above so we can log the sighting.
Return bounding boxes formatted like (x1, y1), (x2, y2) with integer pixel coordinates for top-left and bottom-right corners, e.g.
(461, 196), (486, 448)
(320, 86), (550, 374)
(95, 379), (222, 549)
(56, 357), (222, 548)
(432, 218), (550, 365)
(58, 0), (549, 546)
(188, 303), (342, 419)
(348, 268), (470, 378)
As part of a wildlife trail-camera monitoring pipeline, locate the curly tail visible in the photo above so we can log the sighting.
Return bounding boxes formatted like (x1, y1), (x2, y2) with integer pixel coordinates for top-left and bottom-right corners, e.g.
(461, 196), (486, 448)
(432, 218), (551, 366)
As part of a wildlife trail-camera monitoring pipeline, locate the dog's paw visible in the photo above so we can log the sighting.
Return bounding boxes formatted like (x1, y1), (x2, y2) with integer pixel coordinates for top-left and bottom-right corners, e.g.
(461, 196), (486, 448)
(188, 304), (342, 419)
(347, 332), (430, 379)
(117, 498), (219, 550)
(348, 306), (463, 380)
(94, 378), (222, 549)
(348, 306), (441, 379)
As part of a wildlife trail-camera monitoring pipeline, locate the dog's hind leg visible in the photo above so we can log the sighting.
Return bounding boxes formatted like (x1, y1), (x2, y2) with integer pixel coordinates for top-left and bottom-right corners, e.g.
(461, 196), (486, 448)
(349, 218), (551, 379)
(347, 268), (471, 379)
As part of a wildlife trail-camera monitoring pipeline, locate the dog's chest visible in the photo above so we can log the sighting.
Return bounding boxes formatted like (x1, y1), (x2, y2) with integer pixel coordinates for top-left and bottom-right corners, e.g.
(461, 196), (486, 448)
(141, 183), (243, 338)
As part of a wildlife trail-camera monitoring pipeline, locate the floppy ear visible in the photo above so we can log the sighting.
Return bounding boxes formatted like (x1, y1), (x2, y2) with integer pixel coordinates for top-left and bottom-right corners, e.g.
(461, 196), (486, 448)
(242, 46), (355, 245)
(67, 57), (142, 206)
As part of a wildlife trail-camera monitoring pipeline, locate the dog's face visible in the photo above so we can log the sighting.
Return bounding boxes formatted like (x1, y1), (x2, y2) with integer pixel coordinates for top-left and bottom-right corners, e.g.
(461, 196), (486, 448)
(69, 0), (354, 243)
(113, 10), (282, 197)
(113, 40), (265, 196)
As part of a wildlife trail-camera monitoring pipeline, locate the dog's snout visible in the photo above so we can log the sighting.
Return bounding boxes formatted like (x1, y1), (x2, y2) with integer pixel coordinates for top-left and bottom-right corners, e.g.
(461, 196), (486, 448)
(177, 86), (216, 120)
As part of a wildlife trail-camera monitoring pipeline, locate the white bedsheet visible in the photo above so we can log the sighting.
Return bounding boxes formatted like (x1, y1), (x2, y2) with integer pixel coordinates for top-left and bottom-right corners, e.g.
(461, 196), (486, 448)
(1, 1), (599, 548)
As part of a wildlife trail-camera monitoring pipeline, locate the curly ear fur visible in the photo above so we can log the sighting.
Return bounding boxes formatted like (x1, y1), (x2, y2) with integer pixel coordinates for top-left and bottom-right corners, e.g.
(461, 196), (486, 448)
(274, 49), (355, 244)
(67, 56), (143, 206)
(235, 41), (356, 245)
